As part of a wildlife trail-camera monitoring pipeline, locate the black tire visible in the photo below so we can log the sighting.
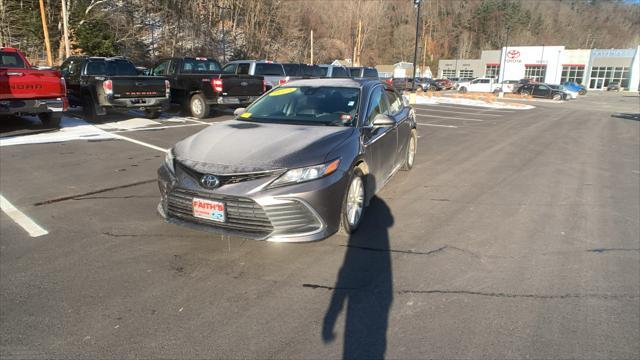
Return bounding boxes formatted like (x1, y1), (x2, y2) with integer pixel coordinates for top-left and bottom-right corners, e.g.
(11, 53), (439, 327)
(416, 86), (423, 93)
(189, 93), (210, 119)
(339, 167), (366, 235)
(401, 129), (417, 171)
(38, 112), (61, 128)
(144, 109), (161, 119)
(82, 94), (98, 121)
(552, 93), (562, 101)
(458, 87), (467, 94)
(493, 89), (500, 95)
(578, 89), (586, 95)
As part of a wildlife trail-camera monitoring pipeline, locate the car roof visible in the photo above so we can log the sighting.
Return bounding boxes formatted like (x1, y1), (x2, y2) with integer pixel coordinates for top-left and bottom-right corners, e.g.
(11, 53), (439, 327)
(282, 78), (384, 90)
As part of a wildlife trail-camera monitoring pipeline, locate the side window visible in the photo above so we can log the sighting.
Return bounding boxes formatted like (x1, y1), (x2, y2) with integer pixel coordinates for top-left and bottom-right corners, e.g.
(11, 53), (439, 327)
(222, 63), (237, 74)
(365, 86), (389, 126)
(331, 67), (348, 78)
(363, 68), (378, 78)
(538, 85), (548, 91)
(69, 59), (81, 76)
(237, 63), (250, 75)
(480, 79), (490, 84)
(151, 60), (169, 76)
(59, 60), (70, 75)
(384, 89), (402, 116)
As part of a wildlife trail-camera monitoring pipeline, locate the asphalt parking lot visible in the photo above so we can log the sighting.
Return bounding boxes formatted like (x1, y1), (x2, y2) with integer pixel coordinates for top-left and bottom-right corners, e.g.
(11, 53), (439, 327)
(1, 92), (639, 359)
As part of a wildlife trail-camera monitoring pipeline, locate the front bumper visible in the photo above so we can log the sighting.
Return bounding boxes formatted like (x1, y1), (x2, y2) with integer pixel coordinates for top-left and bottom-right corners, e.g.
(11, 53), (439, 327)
(0, 97), (67, 116)
(157, 163), (349, 242)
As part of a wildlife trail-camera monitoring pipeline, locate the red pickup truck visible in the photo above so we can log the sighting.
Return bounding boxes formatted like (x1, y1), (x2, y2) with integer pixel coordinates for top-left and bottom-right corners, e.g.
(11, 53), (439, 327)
(0, 47), (68, 126)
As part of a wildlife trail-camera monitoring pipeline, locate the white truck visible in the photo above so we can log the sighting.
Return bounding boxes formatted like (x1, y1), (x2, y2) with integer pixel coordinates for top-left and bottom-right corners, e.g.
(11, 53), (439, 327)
(457, 77), (516, 94)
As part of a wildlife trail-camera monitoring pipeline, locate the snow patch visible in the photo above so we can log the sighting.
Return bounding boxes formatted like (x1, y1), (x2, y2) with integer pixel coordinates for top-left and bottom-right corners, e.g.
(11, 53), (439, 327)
(0, 117), (115, 147)
(415, 95), (535, 110)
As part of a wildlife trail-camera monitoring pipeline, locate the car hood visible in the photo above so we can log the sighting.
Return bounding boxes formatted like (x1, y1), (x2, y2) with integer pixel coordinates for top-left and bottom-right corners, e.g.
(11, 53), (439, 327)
(174, 120), (355, 174)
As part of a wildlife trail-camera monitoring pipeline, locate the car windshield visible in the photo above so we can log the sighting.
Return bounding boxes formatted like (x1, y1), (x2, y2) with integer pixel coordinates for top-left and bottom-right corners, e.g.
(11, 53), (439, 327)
(182, 58), (221, 73)
(0, 52), (25, 68)
(240, 86), (360, 126)
(254, 63), (284, 76)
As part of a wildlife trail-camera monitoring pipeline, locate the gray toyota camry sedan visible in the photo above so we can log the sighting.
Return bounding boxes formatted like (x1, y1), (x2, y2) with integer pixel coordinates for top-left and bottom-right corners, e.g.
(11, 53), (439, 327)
(157, 79), (417, 242)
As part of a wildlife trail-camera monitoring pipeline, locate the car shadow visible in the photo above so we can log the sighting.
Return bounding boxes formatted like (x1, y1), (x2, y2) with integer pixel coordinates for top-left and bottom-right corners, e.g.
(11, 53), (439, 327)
(0, 115), (59, 135)
(322, 195), (394, 359)
(611, 113), (639, 121)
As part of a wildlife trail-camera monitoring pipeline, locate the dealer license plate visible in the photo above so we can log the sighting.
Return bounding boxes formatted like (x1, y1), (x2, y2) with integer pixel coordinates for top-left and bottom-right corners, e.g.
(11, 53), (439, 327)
(192, 197), (225, 223)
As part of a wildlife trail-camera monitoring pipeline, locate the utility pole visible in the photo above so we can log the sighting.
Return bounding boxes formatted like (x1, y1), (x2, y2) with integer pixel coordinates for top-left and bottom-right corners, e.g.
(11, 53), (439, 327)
(355, 20), (362, 66)
(411, 0), (421, 92)
(61, 0), (70, 59)
(310, 29), (314, 64)
(38, 0), (52, 66)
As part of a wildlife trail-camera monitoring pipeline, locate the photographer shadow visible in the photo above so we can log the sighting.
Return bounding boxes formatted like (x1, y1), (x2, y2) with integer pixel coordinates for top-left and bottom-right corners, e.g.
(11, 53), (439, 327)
(322, 196), (394, 359)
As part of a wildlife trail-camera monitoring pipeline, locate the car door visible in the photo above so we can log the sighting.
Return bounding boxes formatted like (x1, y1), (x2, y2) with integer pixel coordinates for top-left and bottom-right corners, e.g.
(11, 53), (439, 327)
(62, 58), (82, 105)
(384, 87), (411, 170)
(533, 84), (550, 98)
(362, 85), (397, 193)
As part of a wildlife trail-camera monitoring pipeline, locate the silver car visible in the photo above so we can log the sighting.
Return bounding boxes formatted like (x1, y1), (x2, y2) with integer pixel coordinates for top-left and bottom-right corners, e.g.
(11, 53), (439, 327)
(222, 60), (287, 90)
(158, 79), (417, 242)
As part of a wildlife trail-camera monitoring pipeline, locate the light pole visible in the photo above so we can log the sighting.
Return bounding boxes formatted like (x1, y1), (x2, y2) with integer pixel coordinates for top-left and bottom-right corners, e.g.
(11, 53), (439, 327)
(411, 0), (421, 92)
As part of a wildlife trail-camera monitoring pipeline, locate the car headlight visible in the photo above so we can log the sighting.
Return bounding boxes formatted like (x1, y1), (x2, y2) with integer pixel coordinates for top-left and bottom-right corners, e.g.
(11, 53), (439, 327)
(164, 149), (175, 173)
(270, 159), (340, 187)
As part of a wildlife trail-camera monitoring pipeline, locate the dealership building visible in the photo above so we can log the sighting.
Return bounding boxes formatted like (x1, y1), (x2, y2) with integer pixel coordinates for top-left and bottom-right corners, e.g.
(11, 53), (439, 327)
(438, 45), (640, 91)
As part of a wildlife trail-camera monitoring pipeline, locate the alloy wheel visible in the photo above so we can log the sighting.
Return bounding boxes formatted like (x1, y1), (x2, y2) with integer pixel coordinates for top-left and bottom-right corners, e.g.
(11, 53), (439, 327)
(346, 176), (364, 227)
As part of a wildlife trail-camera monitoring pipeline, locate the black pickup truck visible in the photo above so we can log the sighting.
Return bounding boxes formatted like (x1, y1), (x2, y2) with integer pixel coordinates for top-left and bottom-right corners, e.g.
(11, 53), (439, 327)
(149, 57), (265, 118)
(60, 56), (169, 119)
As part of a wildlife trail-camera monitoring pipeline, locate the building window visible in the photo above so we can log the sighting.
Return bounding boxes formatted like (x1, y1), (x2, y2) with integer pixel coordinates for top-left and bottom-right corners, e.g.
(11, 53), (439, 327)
(458, 69), (474, 78)
(485, 65), (500, 78)
(588, 66), (630, 89)
(442, 69), (456, 78)
(524, 65), (546, 82)
(560, 65), (585, 84)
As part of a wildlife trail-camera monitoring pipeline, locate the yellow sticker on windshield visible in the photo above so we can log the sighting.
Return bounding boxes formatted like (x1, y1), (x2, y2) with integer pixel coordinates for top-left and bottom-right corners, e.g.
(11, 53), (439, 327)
(239, 112), (252, 118)
(269, 87), (297, 96)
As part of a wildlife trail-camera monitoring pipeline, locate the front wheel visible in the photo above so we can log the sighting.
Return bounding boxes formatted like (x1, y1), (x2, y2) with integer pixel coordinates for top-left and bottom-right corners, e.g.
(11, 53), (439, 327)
(552, 93), (562, 101)
(339, 168), (366, 234)
(402, 129), (417, 171)
(458, 87), (467, 94)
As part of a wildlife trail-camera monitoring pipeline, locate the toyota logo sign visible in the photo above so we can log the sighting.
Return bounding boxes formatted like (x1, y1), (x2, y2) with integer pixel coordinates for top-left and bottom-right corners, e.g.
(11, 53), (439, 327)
(506, 50), (520, 59)
(200, 174), (221, 188)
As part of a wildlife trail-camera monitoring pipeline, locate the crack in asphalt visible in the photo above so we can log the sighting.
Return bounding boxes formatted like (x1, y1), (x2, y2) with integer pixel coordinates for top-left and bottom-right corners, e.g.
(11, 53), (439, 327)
(34, 179), (156, 206)
(340, 244), (481, 258)
(302, 284), (639, 300)
(586, 248), (640, 253)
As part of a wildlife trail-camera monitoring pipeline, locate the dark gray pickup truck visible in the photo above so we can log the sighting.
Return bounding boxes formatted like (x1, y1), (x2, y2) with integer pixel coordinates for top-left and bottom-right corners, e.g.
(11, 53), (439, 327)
(60, 56), (170, 119)
(150, 57), (265, 118)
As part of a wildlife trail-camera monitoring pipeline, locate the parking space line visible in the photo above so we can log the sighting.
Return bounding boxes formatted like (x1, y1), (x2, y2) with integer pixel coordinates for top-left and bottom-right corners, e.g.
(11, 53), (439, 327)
(112, 123), (207, 133)
(416, 113), (485, 122)
(414, 104), (516, 113)
(0, 194), (48, 237)
(417, 123), (458, 128)
(416, 108), (503, 117)
(109, 132), (168, 153)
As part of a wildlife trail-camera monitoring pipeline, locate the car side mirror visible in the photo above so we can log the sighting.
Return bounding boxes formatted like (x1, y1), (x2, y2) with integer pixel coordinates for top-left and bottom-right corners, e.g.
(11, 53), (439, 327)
(234, 107), (247, 117)
(372, 114), (395, 128)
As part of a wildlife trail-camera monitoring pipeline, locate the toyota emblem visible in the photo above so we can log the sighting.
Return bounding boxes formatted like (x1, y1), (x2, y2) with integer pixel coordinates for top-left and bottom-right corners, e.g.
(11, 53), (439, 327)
(506, 50), (520, 59)
(200, 174), (220, 188)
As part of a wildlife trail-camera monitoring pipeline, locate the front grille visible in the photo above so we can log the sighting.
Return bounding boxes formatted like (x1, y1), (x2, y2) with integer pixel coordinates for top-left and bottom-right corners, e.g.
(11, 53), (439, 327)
(264, 201), (322, 236)
(176, 162), (278, 187)
(167, 188), (274, 237)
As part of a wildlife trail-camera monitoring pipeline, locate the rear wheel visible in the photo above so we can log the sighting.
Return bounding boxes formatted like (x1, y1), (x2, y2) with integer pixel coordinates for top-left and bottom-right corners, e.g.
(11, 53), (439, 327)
(144, 109), (161, 119)
(38, 112), (61, 128)
(82, 94), (99, 121)
(189, 93), (210, 119)
(578, 89), (586, 95)
(339, 168), (366, 235)
(402, 129), (417, 171)
(458, 87), (467, 94)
